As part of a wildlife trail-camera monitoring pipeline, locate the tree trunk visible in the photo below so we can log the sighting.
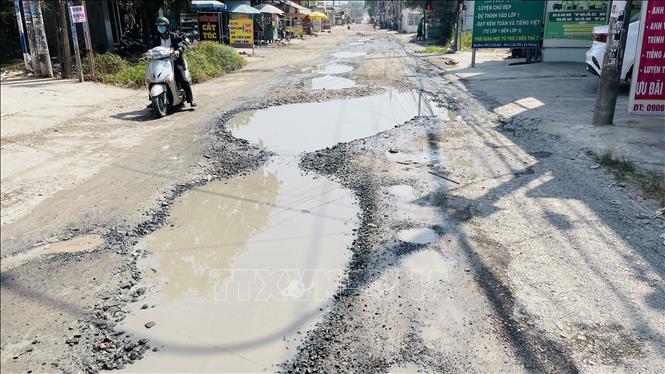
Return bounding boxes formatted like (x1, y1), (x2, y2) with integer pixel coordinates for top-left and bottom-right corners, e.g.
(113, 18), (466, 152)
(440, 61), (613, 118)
(593, 0), (633, 125)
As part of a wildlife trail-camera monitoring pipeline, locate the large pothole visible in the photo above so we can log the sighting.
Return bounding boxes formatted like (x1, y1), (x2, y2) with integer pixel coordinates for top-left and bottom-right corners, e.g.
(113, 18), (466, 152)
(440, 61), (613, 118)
(118, 89), (444, 371)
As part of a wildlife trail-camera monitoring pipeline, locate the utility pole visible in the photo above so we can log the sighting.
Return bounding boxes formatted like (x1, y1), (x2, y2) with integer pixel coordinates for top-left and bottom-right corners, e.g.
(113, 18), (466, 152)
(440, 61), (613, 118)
(592, 0), (633, 125)
(12, 0), (31, 71)
(57, 0), (73, 78)
(21, 0), (37, 72)
(28, 0), (53, 77)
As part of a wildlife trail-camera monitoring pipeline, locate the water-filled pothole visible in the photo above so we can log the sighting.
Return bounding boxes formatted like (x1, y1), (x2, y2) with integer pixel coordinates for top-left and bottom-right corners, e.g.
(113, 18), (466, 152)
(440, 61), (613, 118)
(311, 75), (357, 90)
(332, 51), (367, 59)
(121, 159), (358, 372)
(228, 90), (437, 153)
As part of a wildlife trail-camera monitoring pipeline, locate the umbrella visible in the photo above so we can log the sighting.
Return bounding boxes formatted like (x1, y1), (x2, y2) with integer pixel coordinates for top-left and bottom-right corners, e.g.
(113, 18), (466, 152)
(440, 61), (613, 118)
(308, 11), (328, 20)
(227, 3), (261, 14)
(191, 0), (226, 12)
(254, 4), (284, 15)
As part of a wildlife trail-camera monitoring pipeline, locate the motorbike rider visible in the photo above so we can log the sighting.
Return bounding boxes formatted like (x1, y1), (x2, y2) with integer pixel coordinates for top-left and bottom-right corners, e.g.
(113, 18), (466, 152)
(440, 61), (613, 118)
(152, 17), (196, 107)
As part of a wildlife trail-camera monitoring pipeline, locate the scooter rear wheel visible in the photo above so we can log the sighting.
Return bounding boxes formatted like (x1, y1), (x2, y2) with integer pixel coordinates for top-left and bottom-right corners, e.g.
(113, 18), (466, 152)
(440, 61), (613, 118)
(152, 92), (168, 118)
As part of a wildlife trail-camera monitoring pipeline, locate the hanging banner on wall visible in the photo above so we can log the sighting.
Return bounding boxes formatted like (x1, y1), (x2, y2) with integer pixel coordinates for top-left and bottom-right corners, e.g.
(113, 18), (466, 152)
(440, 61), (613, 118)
(543, 0), (609, 47)
(472, 0), (546, 48)
(229, 13), (254, 48)
(198, 12), (221, 42)
(628, 0), (665, 115)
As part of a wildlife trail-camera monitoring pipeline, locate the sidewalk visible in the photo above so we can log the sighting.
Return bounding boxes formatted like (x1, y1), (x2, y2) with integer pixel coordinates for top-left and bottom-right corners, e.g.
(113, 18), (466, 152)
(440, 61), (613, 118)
(401, 37), (664, 174)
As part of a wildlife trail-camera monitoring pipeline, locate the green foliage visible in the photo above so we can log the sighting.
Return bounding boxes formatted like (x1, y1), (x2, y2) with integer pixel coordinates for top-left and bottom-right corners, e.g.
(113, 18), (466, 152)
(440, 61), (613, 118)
(89, 42), (245, 88)
(184, 42), (245, 83)
(460, 31), (472, 50)
(424, 45), (448, 54)
(0, 0), (21, 63)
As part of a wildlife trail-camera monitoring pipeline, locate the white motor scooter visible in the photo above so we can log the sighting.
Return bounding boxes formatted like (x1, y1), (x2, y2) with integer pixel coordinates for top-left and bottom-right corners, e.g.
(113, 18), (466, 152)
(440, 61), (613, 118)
(144, 45), (191, 118)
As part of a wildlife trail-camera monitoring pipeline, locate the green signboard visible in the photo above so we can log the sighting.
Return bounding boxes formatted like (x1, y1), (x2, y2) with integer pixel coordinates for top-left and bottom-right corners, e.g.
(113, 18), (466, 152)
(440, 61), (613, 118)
(543, 1), (609, 48)
(472, 0), (546, 48)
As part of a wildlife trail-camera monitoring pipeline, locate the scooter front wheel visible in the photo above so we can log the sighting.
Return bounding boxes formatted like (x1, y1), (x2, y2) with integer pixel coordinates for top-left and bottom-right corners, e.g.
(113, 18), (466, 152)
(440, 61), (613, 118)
(152, 92), (168, 118)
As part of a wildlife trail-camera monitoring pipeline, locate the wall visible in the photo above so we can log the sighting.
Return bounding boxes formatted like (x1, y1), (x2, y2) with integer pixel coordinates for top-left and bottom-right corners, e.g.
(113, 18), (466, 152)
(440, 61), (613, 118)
(400, 7), (422, 34)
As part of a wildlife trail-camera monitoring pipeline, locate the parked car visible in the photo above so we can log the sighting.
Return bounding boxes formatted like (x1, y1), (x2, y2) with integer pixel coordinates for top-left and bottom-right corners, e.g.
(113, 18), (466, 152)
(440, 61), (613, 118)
(585, 17), (639, 84)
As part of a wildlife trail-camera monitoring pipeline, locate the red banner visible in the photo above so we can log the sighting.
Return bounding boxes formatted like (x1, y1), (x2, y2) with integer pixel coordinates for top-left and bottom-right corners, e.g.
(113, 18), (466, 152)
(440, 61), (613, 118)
(629, 0), (665, 114)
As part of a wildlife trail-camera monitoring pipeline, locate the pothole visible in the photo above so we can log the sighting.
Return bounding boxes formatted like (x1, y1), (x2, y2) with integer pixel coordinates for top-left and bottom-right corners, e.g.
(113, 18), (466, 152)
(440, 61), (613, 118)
(227, 90), (438, 153)
(1, 234), (103, 271)
(120, 158), (358, 372)
(120, 87), (441, 371)
(397, 228), (438, 245)
(311, 75), (357, 90)
(332, 51), (367, 59)
(320, 63), (354, 74)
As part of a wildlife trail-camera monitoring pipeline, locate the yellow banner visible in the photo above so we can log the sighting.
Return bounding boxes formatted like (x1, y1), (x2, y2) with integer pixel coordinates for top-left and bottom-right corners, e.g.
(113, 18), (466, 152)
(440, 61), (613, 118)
(229, 14), (253, 48)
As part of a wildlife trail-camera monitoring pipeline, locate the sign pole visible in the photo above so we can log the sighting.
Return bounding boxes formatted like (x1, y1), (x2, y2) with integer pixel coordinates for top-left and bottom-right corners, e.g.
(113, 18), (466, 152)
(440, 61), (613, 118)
(67, 0), (84, 82)
(592, 0), (633, 125)
(471, 48), (476, 68)
(252, 13), (255, 56)
(13, 0), (30, 71)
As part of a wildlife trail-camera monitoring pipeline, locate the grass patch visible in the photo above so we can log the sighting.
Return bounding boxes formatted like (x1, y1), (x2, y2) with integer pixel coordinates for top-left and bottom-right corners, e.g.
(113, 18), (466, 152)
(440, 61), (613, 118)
(85, 42), (246, 88)
(593, 149), (665, 206)
(460, 31), (472, 50)
(424, 45), (449, 54)
(423, 31), (471, 53)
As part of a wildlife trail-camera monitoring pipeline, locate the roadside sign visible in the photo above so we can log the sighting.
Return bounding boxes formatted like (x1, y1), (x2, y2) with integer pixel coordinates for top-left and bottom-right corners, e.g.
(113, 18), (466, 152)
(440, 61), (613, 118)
(543, 0), (610, 48)
(69, 5), (86, 23)
(472, 0), (546, 48)
(197, 12), (221, 42)
(229, 13), (253, 48)
(628, 0), (665, 115)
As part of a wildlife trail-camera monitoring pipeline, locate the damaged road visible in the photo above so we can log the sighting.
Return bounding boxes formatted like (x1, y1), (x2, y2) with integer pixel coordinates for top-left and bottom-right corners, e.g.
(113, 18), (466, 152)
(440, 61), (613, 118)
(2, 25), (664, 374)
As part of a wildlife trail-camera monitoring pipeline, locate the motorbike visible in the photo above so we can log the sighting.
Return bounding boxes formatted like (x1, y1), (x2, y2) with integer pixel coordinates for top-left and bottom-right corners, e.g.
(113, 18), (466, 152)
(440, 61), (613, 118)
(144, 42), (191, 118)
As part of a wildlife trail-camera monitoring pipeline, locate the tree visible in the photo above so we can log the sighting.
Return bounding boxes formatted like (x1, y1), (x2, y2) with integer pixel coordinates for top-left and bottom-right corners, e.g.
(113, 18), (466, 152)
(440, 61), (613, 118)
(348, 0), (365, 20)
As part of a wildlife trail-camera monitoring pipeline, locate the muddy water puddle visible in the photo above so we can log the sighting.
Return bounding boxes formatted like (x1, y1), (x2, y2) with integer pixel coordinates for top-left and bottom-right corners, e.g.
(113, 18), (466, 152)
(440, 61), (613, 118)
(228, 90), (438, 153)
(310, 74), (357, 90)
(121, 158), (358, 372)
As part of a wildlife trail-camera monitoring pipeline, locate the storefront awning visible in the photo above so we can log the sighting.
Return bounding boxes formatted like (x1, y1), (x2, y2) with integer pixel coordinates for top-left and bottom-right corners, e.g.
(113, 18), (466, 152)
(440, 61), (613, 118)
(285, 0), (311, 15)
(308, 11), (328, 20)
(254, 4), (284, 15)
(191, 0), (226, 12)
(227, 3), (261, 14)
